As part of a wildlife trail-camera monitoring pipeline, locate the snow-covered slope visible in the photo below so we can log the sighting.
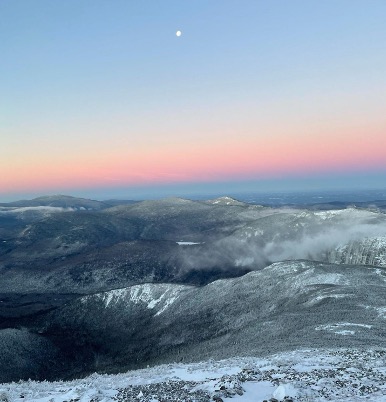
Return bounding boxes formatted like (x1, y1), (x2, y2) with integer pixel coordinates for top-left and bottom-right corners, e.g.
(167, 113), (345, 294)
(3, 196), (386, 388)
(1, 349), (385, 401)
(85, 283), (191, 316)
(4, 199), (386, 297)
(24, 260), (385, 383)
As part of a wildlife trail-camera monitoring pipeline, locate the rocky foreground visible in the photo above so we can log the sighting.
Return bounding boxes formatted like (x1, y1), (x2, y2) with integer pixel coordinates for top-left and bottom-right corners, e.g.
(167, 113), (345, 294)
(1, 348), (385, 401)
(113, 349), (386, 402)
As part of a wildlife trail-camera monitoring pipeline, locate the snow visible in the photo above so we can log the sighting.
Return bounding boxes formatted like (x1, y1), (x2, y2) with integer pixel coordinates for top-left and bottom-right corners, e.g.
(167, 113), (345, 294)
(208, 196), (244, 206)
(272, 384), (287, 400)
(376, 307), (386, 317)
(315, 322), (373, 335)
(213, 196), (234, 205)
(311, 208), (378, 221)
(358, 304), (386, 318)
(265, 262), (349, 286)
(102, 288), (127, 306)
(1, 348), (385, 402)
(0, 206), (74, 214)
(304, 273), (349, 285)
(176, 241), (202, 245)
(313, 209), (352, 220)
(375, 267), (386, 280)
(230, 381), (275, 401)
(154, 291), (180, 316)
(130, 285), (166, 308)
(86, 284), (186, 315)
(330, 237), (386, 267)
(307, 293), (353, 305)
(334, 330), (356, 335)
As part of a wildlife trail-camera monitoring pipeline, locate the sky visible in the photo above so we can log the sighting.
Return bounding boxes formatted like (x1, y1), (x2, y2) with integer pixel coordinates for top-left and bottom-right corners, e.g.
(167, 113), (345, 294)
(1, 0), (386, 201)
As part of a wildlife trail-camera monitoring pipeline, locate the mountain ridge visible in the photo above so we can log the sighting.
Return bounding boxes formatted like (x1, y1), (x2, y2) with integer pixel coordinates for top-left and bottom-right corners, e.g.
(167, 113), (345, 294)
(11, 260), (381, 382)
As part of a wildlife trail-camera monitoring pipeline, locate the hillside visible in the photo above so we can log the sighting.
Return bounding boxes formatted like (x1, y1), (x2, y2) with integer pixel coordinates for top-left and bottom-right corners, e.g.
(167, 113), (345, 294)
(1, 195), (386, 386)
(1, 260), (385, 382)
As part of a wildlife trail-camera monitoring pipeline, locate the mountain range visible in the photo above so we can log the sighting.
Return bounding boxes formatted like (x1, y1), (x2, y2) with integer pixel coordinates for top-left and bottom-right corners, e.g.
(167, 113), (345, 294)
(0, 194), (385, 384)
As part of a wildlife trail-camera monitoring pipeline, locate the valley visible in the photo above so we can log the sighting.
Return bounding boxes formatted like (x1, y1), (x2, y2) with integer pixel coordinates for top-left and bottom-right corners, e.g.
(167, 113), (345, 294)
(0, 194), (385, 401)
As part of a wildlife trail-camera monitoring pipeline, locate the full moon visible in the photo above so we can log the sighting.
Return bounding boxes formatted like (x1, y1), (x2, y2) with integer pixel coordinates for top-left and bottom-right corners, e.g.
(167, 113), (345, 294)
(176, 30), (182, 37)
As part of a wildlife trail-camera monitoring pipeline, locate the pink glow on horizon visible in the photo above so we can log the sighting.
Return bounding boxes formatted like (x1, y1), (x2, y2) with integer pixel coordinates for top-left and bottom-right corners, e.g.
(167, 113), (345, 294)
(2, 125), (386, 194)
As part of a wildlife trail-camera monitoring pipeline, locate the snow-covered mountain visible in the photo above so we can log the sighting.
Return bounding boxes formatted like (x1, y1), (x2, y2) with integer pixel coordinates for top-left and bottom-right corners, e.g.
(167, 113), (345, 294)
(1, 260), (381, 383)
(2, 195), (386, 389)
(0, 195), (109, 210)
(3, 200), (386, 296)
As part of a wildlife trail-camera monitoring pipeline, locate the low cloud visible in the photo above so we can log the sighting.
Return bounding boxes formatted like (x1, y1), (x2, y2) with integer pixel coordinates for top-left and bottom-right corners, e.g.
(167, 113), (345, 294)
(178, 212), (386, 272)
(264, 222), (386, 262)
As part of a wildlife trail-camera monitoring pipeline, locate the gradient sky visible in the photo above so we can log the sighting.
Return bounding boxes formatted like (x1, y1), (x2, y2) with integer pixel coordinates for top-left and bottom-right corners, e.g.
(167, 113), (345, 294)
(1, 0), (386, 201)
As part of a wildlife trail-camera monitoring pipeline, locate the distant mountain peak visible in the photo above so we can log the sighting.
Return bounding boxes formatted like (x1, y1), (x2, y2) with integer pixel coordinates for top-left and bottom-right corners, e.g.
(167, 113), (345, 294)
(161, 196), (194, 203)
(34, 194), (79, 200)
(1, 194), (108, 210)
(206, 196), (246, 206)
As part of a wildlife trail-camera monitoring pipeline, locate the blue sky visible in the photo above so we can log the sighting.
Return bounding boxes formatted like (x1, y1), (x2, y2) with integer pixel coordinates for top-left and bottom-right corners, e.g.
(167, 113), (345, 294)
(1, 1), (386, 201)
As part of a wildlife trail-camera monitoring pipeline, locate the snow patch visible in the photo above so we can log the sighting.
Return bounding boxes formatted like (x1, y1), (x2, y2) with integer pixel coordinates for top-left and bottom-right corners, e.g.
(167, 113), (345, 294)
(315, 322), (372, 335)
(91, 284), (185, 316)
(0, 206), (74, 214)
(306, 293), (353, 306)
(155, 289), (182, 316)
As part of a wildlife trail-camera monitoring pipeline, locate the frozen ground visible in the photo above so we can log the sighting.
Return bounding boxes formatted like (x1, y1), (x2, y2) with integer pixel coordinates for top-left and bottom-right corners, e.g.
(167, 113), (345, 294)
(1, 348), (385, 402)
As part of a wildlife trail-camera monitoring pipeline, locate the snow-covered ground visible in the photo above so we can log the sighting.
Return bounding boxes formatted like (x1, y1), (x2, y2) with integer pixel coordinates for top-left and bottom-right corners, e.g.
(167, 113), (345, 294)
(1, 348), (385, 402)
